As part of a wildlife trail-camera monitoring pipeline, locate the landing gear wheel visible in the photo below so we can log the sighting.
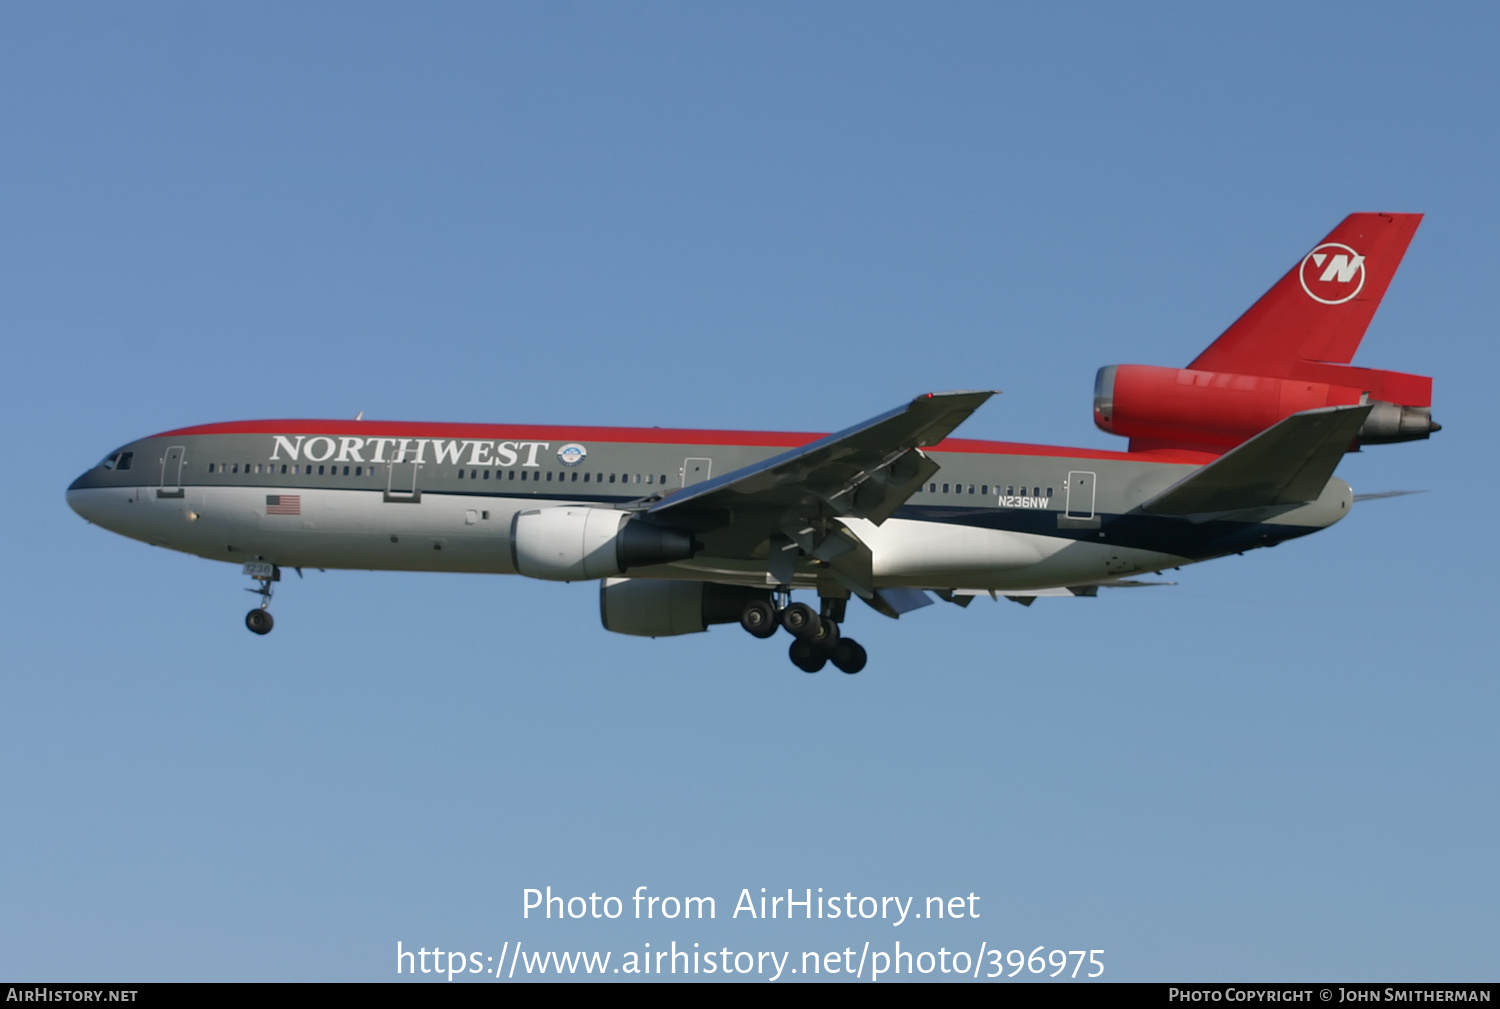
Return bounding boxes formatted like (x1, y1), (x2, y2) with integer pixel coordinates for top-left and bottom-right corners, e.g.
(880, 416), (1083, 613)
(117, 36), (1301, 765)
(781, 602), (822, 640)
(740, 599), (779, 638)
(830, 638), (866, 674)
(809, 618), (840, 647)
(789, 639), (828, 673)
(245, 609), (274, 635)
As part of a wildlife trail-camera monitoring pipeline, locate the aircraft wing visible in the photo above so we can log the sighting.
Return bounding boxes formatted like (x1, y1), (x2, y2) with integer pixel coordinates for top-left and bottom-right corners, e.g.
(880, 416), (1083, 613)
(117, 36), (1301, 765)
(1141, 404), (1372, 517)
(648, 391), (996, 525)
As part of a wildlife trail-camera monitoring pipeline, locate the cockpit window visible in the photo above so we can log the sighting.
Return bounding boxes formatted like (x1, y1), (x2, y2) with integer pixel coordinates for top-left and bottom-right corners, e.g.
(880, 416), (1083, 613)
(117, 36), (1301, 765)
(100, 453), (118, 470)
(100, 451), (133, 471)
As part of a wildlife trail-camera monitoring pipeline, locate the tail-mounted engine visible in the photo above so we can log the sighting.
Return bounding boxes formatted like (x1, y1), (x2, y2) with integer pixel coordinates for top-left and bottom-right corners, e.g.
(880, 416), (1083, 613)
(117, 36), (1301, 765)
(1094, 364), (1438, 454)
(510, 508), (699, 581)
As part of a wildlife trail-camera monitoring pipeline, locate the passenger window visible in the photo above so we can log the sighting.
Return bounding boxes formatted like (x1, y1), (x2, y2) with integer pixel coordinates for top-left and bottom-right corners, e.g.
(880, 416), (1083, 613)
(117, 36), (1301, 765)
(545, 472), (553, 481)
(233, 464), (240, 474)
(508, 470), (515, 480)
(646, 474), (654, 485)
(572, 472), (579, 482)
(981, 485), (988, 494)
(583, 473), (590, 483)
(929, 483), (937, 492)
(520, 471), (527, 481)
(609, 474), (616, 483)
(483, 470), (490, 480)
(458, 469), (465, 479)
(318, 465), (325, 475)
(942, 483), (949, 493)
(208, 463), (215, 473)
(282, 465), (288, 474)
(968, 484), (975, 494)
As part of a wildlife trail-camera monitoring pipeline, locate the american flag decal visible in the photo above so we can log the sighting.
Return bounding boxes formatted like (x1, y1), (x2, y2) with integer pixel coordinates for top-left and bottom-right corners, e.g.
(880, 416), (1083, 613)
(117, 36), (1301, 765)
(266, 494), (301, 515)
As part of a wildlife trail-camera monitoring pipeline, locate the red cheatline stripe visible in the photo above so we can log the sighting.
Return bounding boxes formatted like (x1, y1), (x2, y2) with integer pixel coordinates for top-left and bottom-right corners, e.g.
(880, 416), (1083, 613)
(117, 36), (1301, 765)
(147, 420), (1216, 463)
(154, 419), (819, 447)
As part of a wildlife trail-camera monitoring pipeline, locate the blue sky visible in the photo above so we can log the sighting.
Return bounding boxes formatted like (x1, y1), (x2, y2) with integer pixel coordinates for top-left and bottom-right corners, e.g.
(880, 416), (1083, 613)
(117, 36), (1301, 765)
(2, 3), (1495, 982)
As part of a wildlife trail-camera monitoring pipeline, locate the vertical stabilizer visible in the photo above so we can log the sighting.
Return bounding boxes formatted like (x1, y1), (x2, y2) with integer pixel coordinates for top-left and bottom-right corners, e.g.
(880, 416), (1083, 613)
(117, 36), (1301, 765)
(1190, 213), (1422, 375)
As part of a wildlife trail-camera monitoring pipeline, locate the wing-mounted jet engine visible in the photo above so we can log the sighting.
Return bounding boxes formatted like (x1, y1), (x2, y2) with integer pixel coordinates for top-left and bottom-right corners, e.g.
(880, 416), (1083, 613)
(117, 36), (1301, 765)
(510, 508), (699, 580)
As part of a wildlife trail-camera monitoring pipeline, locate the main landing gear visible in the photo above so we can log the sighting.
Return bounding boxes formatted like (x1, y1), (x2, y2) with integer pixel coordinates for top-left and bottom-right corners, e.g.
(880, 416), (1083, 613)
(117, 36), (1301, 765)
(739, 594), (868, 674)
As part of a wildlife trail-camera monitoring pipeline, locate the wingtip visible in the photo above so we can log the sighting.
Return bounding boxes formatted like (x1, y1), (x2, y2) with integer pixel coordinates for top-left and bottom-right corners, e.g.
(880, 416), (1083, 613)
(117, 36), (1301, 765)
(919, 389), (1001, 399)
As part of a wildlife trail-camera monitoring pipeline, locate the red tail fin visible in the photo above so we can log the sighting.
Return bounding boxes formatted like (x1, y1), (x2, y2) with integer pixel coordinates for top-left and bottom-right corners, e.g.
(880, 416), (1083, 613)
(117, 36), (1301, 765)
(1190, 212), (1422, 376)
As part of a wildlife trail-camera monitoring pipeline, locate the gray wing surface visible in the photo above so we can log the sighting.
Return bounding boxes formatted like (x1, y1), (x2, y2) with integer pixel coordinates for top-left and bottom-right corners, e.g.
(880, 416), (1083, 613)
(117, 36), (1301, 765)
(648, 391), (995, 525)
(646, 391), (994, 597)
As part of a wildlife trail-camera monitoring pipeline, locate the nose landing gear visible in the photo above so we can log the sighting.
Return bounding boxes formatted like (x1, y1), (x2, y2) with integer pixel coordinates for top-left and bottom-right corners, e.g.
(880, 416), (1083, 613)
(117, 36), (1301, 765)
(741, 592), (867, 674)
(246, 608), (274, 635)
(243, 561), (279, 635)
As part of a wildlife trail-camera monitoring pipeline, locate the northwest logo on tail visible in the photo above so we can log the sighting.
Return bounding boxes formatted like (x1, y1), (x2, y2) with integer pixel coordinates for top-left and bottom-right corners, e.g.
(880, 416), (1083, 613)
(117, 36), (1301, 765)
(1299, 242), (1366, 305)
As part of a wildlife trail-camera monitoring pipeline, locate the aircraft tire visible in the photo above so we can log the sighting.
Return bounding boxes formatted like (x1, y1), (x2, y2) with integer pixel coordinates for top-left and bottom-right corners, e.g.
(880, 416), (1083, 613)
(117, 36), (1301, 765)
(781, 602), (822, 640)
(810, 617), (840, 647)
(245, 609), (274, 635)
(830, 638), (867, 674)
(789, 639), (827, 673)
(740, 599), (779, 638)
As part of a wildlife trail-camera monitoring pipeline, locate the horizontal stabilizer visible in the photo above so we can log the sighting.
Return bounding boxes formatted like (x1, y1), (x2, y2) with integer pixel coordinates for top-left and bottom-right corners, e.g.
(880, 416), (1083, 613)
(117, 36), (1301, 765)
(1352, 489), (1427, 502)
(1142, 404), (1371, 516)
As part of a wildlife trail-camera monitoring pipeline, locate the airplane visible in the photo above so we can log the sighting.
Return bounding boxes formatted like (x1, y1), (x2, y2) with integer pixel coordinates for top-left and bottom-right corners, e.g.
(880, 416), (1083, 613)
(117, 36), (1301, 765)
(66, 213), (1438, 674)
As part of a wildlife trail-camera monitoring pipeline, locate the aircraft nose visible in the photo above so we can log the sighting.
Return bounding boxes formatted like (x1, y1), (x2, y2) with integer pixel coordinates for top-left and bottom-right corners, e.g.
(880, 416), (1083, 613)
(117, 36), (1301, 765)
(66, 477), (103, 523)
(66, 486), (90, 521)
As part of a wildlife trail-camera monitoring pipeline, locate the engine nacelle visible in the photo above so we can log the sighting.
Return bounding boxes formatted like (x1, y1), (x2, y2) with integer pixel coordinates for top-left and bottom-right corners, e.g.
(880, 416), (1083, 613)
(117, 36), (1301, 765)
(1095, 364), (1438, 453)
(599, 578), (772, 637)
(1356, 399), (1442, 444)
(510, 508), (698, 581)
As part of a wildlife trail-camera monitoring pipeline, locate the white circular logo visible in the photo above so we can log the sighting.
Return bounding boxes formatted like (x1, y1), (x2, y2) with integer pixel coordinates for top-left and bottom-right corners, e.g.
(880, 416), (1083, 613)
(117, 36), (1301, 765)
(1299, 242), (1366, 305)
(557, 443), (587, 467)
